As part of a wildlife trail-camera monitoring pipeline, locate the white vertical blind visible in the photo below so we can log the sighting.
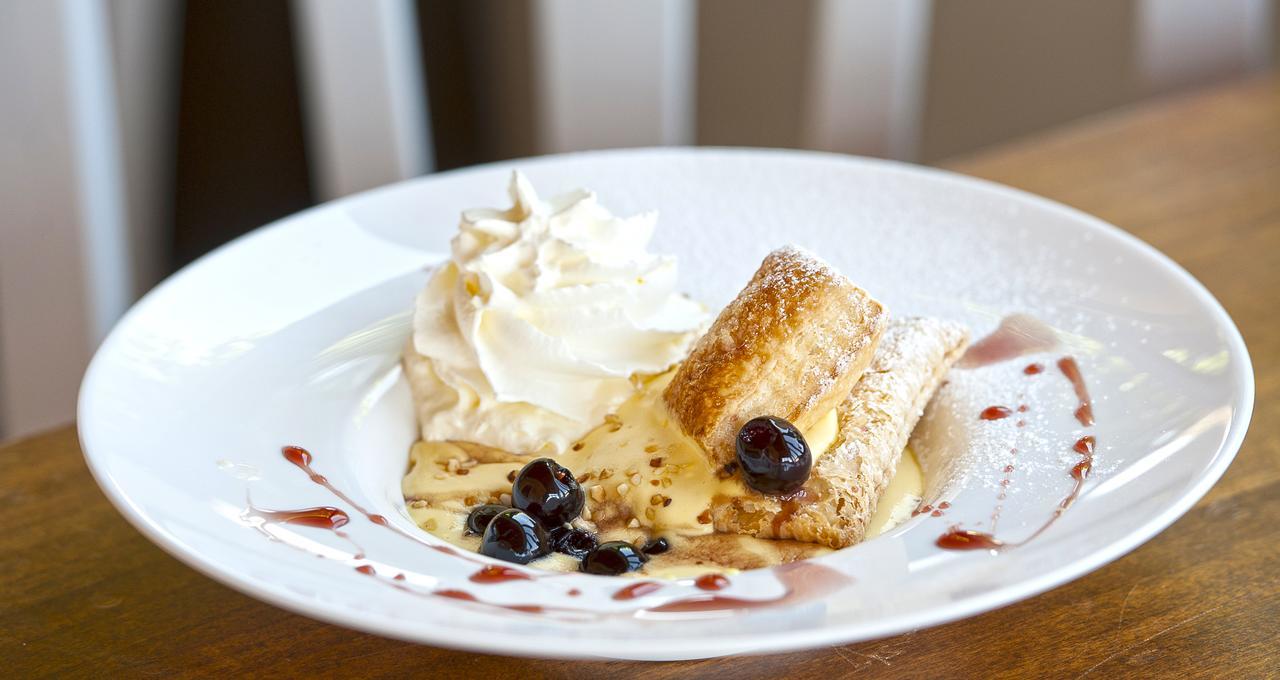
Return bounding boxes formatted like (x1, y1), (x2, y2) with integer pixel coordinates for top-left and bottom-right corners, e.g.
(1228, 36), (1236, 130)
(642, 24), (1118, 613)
(804, 0), (933, 160)
(291, 0), (433, 201)
(109, 0), (182, 297)
(532, 0), (697, 152)
(0, 0), (131, 437)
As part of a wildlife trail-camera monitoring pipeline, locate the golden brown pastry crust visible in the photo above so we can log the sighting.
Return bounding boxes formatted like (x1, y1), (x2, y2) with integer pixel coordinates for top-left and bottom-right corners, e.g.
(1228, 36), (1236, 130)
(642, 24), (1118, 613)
(662, 246), (887, 468)
(711, 317), (969, 548)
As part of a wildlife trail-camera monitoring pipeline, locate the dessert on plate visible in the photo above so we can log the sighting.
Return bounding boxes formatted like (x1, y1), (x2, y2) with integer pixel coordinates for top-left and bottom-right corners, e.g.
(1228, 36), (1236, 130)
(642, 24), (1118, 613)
(402, 173), (968, 576)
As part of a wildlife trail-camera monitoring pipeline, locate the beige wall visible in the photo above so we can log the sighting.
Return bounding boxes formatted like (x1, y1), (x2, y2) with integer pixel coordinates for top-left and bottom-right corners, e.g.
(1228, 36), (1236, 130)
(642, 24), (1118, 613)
(696, 0), (816, 148)
(690, 0), (1275, 161)
(918, 0), (1140, 161)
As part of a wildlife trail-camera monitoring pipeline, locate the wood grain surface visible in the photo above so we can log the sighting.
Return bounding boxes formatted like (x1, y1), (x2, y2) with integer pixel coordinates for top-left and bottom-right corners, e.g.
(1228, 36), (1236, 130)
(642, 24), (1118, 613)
(4, 76), (1278, 679)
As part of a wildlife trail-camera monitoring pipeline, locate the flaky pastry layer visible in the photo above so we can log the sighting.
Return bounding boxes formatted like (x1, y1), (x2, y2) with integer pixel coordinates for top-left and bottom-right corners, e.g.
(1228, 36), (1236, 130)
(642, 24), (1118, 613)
(711, 317), (968, 548)
(662, 246), (887, 468)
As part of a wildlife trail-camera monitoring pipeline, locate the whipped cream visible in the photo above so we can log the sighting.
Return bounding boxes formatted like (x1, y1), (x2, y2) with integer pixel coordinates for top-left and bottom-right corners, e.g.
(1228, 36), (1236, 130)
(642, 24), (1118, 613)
(409, 172), (706, 455)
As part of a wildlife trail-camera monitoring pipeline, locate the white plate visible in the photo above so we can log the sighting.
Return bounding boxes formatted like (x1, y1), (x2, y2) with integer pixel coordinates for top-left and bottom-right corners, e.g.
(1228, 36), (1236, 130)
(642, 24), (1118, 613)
(79, 149), (1253, 660)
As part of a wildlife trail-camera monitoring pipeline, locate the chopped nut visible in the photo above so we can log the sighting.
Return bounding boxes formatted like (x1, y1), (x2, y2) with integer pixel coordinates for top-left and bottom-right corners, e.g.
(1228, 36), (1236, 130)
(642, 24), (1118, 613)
(460, 458), (478, 468)
(697, 509), (712, 524)
(464, 496), (477, 506)
(409, 499), (429, 508)
(590, 485), (605, 502)
(644, 443), (660, 453)
(572, 441), (585, 451)
(644, 508), (656, 521)
(649, 479), (660, 487)
(616, 483), (631, 496)
(506, 470), (517, 483)
(663, 497), (672, 507)
(423, 518), (438, 531)
(649, 494), (666, 506)
(599, 468), (614, 480)
(578, 472), (593, 482)
(627, 517), (641, 528)
(630, 473), (643, 486)
(649, 457), (664, 468)
(581, 506), (593, 521)
(661, 477), (673, 488)
(447, 459), (460, 473)
(499, 493), (512, 506)
(605, 414), (623, 432)
(456, 468), (470, 476)
(626, 468), (638, 477)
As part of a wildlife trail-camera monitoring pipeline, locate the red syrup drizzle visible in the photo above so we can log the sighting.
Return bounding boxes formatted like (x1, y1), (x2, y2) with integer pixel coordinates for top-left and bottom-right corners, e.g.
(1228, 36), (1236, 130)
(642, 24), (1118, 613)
(1071, 436), (1096, 484)
(980, 406), (1013, 420)
(936, 528), (1004, 551)
(938, 356), (1098, 552)
(695, 573), (731, 591)
(265, 446), (852, 617)
(1024, 363), (1044, 375)
(614, 582), (663, 600)
(644, 562), (849, 614)
(471, 565), (534, 584)
(1057, 357), (1095, 426)
(255, 506), (350, 530)
(958, 314), (1059, 368)
(241, 503), (367, 559)
(280, 446), (487, 565)
(282, 446), (388, 525)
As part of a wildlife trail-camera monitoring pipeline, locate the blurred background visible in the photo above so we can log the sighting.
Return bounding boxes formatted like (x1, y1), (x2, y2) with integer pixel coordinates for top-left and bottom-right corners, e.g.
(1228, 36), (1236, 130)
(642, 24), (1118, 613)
(0, 0), (1276, 440)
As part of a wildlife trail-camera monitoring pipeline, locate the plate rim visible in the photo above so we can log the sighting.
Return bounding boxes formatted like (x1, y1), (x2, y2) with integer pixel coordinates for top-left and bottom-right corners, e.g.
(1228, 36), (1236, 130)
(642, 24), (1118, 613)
(77, 146), (1255, 659)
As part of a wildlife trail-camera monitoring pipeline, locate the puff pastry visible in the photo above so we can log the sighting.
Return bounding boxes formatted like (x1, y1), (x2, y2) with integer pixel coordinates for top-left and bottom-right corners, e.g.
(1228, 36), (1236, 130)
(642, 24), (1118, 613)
(711, 317), (969, 548)
(663, 246), (887, 469)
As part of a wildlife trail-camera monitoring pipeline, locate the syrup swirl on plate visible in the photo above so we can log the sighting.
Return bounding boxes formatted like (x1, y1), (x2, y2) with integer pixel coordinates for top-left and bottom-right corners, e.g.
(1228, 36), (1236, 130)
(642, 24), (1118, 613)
(251, 446), (849, 617)
(941, 316), (1099, 551)
(613, 581), (663, 600)
(1058, 357), (1095, 427)
(957, 314), (1058, 368)
(470, 565), (534, 584)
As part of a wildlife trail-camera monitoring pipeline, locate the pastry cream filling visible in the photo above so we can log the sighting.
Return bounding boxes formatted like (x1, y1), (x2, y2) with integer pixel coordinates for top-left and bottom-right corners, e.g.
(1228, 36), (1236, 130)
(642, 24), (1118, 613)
(403, 370), (924, 562)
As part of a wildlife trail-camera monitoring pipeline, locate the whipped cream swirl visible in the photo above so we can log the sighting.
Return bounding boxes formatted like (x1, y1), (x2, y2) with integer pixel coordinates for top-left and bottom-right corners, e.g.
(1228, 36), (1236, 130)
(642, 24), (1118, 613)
(410, 172), (706, 455)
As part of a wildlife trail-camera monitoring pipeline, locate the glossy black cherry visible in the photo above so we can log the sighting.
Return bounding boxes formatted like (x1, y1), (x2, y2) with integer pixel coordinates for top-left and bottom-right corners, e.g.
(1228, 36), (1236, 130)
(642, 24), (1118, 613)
(548, 526), (597, 559)
(479, 509), (548, 564)
(581, 541), (647, 575)
(735, 416), (812, 495)
(465, 504), (509, 535)
(511, 458), (585, 526)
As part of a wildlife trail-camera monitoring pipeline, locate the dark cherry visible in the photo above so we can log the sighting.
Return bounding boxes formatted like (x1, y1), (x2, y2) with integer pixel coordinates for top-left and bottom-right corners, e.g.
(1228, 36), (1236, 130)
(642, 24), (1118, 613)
(464, 504), (509, 536)
(581, 541), (647, 575)
(548, 526), (598, 559)
(512, 458), (585, 526)
(641, 537), (670, 556)
(735, 416), (812, 495)
(479, 509), (548, 564)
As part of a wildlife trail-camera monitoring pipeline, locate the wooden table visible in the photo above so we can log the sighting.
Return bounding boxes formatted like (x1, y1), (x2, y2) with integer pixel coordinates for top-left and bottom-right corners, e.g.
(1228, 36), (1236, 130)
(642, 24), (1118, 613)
(5, 76), (1278, 678)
